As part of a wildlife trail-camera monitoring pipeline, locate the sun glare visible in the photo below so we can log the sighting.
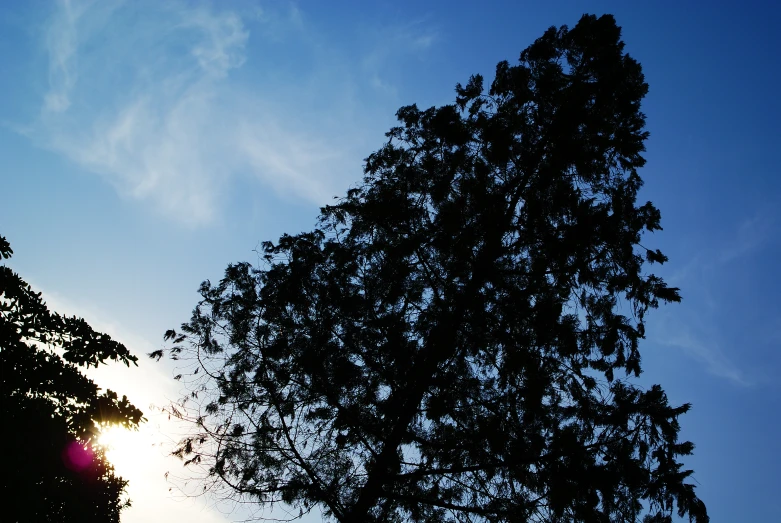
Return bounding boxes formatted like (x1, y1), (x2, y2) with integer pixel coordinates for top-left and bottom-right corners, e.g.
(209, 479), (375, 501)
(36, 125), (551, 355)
(97, 425), (148, 478)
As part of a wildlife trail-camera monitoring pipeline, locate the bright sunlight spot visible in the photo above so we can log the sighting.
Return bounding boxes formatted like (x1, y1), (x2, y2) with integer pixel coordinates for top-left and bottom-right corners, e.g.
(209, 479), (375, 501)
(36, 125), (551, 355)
(97, 425), (153, 479)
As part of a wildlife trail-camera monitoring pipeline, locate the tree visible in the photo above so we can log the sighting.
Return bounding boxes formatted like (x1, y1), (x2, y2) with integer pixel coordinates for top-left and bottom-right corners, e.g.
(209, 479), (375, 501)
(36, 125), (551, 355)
(1, 235), (144, 523)
(154, 14), (708, 522)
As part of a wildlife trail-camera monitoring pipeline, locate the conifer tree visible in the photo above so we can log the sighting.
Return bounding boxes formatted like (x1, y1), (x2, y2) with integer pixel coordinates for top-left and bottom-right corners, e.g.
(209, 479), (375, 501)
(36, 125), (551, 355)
(156, 15), (708, 523)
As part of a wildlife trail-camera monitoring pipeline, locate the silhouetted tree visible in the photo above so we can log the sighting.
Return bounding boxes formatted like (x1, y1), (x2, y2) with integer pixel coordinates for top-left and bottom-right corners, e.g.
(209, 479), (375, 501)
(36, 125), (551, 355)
(1, 235), (144, 523)
(155, 14), (708, 522)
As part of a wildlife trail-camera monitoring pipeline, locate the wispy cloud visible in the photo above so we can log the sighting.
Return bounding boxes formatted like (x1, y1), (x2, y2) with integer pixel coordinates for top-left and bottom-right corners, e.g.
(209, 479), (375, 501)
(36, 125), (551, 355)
(717, 207), (777, 264)
(651, 207), (780, 386)
(651, 313), (752, 386)
(361, 18), (439, 97)
(28, 0), (412, 226)
(36, 1), (254, 225)
(43, 0), (79, 112)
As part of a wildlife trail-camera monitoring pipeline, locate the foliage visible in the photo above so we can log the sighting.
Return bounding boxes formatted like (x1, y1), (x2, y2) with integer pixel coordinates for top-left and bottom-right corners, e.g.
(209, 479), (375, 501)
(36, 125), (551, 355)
(156, 14), (708, 522)
(1, 235), (144, 523)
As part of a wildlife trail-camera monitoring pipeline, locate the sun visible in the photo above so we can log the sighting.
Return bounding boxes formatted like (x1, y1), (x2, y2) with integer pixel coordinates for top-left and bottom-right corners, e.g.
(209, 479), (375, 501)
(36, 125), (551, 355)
(96, 425), (148, 478)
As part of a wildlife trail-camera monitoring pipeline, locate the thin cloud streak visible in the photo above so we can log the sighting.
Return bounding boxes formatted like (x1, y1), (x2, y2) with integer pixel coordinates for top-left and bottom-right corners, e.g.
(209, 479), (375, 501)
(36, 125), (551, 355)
(44, 0), (81, 112)
(361, 18), (439, 97)
(652, 316), (752, 386)
(32, 1), (374, 226)
(653, 207), (780, 386)
(717, 207), (777, 264)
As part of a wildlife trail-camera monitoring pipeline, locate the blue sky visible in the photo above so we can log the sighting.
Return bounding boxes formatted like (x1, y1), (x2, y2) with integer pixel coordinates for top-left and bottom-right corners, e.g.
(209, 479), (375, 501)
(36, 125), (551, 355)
(1, 1), (779, 521)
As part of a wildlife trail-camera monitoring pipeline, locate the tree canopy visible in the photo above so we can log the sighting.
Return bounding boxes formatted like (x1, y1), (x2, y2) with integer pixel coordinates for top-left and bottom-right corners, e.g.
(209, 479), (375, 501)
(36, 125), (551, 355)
(1, 235), (144, 523)
(155, 14), (708, 523)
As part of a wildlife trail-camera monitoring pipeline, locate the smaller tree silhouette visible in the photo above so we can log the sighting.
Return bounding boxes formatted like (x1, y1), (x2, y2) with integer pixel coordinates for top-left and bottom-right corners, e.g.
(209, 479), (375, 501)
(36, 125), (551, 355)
(1, 235), (145, 523)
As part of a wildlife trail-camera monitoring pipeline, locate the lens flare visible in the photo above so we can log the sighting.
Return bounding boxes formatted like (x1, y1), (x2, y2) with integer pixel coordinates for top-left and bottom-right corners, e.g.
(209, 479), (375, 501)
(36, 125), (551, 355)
(62, 440), (93, 471)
